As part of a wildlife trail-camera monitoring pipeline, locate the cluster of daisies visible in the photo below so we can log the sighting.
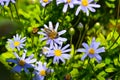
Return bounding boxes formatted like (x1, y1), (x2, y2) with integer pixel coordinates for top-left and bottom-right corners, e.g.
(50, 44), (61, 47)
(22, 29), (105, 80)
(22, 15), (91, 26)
(0, 0), (100, 16)
(40, 0), (100, 16)
(7, 21), (105, 80)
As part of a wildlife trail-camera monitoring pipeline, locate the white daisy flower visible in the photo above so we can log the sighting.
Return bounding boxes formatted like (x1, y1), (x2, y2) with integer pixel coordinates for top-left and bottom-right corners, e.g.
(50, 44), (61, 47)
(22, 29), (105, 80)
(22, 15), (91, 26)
(75, 0), (100, 16)
(7, 34), (26, 51)
(38, 21), (67, 49)
(47, 44), (71, 64)
(33, 61), (47, 80)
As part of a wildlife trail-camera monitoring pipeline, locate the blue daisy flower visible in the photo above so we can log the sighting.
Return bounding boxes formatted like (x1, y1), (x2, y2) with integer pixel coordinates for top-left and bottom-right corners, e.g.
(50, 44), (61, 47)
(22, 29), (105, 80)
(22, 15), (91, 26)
(75, 0), (100, 16)
(33, 62), (47, 80)
(7, 34), (26, 51)
(77, 37), (105, 62)
(47, 44), (71, 64)
(38, 21), (67, 49)
(7, 50), (36, 73)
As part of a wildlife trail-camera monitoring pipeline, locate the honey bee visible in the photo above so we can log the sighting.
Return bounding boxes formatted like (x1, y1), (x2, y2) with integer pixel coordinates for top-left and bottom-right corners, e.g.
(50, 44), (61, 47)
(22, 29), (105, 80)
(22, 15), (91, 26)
(44, 28), (58, 39)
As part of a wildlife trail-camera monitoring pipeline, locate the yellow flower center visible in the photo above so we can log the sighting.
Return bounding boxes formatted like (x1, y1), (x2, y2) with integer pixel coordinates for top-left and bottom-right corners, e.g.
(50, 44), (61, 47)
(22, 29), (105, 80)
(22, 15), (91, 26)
(81, 0), (88, 6)
(19, 60), (25, 66)
(44, 28), (57, 39)
(14, 41), (20, 47)
(89, 48), (95, 54)
(40, 70), (46, 76)
(67, 0), (71, 3)
(54, 49), (62, 56)
(43, 0), (48, 3)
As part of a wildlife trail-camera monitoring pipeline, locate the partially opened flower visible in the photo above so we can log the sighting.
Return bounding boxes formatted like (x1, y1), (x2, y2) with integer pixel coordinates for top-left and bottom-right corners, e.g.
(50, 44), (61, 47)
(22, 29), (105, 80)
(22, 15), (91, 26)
(56, 0), (78, 13)
(40, 0), (52, 7)
(7, 34), (26, 51)
(38, 21), (67, 49)
(33, 62), (47, 80)
(77, 37), (105, 62)
(75, 0), (100, 16)
(7, 50), (36, 73)
(47, 44), (71, 64)
(42, 46), (51, 56)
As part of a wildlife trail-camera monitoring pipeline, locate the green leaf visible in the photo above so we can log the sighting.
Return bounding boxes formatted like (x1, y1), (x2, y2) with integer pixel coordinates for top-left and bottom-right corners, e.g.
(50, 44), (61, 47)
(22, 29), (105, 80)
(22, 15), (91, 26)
(105, 68), (116, 73)
(95, 63), (106, 69)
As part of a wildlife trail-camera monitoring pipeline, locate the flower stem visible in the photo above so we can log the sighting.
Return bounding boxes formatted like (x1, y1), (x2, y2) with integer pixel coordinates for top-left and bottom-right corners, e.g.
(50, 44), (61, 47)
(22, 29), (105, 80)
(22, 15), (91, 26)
(108, 0), (120, 50)
(9, 4), (14, 21)
(13, 4), (20, 22)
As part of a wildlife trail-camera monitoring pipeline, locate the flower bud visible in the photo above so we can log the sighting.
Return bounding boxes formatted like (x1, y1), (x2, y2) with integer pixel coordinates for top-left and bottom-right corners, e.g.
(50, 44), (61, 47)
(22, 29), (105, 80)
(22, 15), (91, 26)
(94, 22), (101, 29)
(69, 27), (75, 36)
(77, 22), (83, 31)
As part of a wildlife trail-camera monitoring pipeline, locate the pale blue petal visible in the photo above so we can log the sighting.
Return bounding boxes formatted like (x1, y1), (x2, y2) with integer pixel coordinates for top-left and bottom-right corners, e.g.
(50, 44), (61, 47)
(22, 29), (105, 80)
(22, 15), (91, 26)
(82, 43), (89, 49)
(61, 44), (70, 51)
(75, 6), (81, 16)
(58, 30), (66, 35)
(87, 6), (96, 12)
(69, 3), (74, 8)
(88, 4), (100, 8)
(55, 22), (59, 32)
(59, 56), (65, 63)
(7, 59), (18, 64)
(62, 49), (71, 53)
(63, 4), (68, 13)
(62, 54), (70, 59)
(95, 47), (105, 53)
(81, 53), (88, 61)
(77, 49), (86, 52)
(12, 65), (22, 73)
(94, 54), (102, 62)
(49, 21), (53, 30)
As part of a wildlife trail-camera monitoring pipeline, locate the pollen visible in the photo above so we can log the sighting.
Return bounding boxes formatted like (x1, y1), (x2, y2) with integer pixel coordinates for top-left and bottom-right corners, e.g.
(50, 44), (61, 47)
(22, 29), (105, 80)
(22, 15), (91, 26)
(54, 49), (62, 56)
(89, 48), (95, 54)
(43, 0), (48, 3)
(19, 60), (25, 66)
(48, 31), (57, 39)
(40, 70), (46, 76)
(81, 0), (88, 6)
(67, 0), (71, 3)
(14, 41), (20, 47)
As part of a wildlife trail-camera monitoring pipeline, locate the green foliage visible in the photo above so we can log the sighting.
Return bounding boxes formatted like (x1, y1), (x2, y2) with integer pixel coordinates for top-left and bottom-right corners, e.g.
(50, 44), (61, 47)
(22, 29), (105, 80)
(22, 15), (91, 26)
(0, 0), (120, 80)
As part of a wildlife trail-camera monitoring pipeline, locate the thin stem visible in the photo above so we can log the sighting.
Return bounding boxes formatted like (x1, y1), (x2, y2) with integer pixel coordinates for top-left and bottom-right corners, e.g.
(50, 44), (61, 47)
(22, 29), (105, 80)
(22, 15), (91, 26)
(108, 0), (120, 50)
(78, 25), (88, 48)
(73, 13), (81, 28)
(70, 35), (73, 46)
(9, 4), (14, 21)
(75, 31), (81, 49)
(13, 4), (20, 22)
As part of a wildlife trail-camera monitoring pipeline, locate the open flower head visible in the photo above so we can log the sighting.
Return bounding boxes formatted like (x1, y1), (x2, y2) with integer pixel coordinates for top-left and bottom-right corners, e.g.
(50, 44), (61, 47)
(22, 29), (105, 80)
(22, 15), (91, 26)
(57, 0), (78, 13)
(7, 34), (26, 51)
(75, 0), (100, 16)
(33, 62), (47, 80)
(47, 44), (71, 64)
(77, 37), (105, 62)
(38, 21), (67, 49)
(40, 0), (52, 7)
(7, 50), (36, 73)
